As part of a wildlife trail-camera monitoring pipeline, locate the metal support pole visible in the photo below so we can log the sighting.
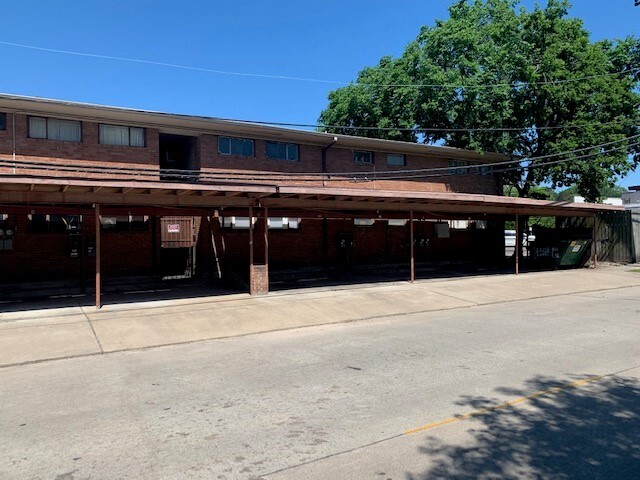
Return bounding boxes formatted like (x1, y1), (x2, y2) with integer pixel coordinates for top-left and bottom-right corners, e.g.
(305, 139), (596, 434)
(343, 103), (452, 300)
(249, 205), (254, 295)
(515, 214), (520, 275)
(95, 204), (101, 309)
(593, 215), (598, 269)
(410, 211), (415, 283)
(264, 207), (269, 268)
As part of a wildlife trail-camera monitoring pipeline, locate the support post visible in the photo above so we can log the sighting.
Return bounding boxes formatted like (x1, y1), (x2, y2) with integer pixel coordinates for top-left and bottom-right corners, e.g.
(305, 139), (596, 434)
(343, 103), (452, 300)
(410, 211), (415, 283)
(515, 214), (520, 275)
(248, 206), (269, 295)
(264, 207), (269, 272)
(249, 206), (254, 295)
(95, 204), (101, 309)
(593, 214), (598, 269)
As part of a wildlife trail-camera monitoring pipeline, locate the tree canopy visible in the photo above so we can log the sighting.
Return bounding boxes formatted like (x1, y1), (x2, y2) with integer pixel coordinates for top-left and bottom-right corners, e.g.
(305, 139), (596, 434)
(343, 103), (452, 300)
(318, 0), (640, 202)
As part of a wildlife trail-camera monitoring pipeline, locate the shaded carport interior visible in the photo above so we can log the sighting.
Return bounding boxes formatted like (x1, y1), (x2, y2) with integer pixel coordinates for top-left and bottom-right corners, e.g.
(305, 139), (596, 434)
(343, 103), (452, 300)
(0, 176), (620, 308)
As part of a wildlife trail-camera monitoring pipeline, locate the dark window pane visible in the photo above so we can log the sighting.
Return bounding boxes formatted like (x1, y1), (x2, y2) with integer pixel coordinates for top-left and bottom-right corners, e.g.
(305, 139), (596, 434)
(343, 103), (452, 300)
(354, 151), (373, 164)
(218, 136), (231, 154)
(286, 144), (299, 161)
(387, 154), (405, 166)
(0, 113), (5, 131)
(266, 141), (286, 159)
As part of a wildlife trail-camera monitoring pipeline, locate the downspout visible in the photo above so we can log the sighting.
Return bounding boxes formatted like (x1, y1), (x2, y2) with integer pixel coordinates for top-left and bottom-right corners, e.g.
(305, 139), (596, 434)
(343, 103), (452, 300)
(321, 136), (338, 187)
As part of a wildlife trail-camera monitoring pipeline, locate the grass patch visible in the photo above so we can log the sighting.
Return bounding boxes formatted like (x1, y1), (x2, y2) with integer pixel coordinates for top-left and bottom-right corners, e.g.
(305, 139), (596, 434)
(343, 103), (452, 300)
(629, 269), (640, 273)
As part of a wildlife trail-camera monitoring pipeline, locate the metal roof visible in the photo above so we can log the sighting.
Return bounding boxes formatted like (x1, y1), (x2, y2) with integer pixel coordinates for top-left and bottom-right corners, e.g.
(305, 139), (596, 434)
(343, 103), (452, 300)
(0, 176), (620, 217)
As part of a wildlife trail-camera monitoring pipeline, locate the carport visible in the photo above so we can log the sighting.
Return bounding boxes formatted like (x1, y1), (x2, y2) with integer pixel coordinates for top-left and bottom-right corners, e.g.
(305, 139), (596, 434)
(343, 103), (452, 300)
(0, 176), (620, 308)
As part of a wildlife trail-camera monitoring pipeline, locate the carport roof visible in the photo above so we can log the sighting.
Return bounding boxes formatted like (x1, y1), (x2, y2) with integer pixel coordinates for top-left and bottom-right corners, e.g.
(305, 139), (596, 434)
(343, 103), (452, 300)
(0, 176), (623, 217)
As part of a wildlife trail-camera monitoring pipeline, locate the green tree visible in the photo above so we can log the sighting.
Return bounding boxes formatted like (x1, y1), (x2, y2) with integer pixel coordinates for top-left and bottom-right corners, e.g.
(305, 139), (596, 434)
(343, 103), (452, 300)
(319, 0), (640, 203)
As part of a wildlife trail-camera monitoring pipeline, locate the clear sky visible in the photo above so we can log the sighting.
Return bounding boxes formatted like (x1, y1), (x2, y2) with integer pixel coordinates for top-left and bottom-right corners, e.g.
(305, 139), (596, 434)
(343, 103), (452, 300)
(0, 1), (638, 186)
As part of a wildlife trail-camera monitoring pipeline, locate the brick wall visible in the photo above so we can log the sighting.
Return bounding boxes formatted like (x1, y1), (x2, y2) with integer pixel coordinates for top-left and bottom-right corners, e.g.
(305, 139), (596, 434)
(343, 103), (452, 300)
(0, 111), (499, 195)
(0, 212), (159, 284)
(0, 114), (159, 180)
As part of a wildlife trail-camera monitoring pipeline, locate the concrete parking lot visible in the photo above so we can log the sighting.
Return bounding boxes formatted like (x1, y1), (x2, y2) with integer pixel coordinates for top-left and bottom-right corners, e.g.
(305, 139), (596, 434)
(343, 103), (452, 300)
(0, 266), (639, 478)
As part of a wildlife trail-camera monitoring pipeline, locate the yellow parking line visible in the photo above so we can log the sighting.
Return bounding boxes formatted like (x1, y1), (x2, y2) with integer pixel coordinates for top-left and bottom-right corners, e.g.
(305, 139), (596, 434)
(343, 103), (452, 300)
(404, 374), (605, 435)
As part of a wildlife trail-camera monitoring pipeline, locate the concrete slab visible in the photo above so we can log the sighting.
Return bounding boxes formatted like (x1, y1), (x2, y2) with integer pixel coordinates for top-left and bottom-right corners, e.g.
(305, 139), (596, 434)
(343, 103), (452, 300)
(0, 322), (101, 366)
(1, 266), (639, 366)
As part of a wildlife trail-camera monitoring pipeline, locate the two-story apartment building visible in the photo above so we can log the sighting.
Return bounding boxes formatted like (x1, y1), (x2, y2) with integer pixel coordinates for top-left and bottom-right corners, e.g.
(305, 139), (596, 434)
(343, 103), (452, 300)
(0, 94), (620, 306)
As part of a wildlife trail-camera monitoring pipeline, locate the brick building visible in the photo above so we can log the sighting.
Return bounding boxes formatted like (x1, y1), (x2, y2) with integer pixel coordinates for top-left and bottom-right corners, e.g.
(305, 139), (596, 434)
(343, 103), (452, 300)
(0, 94), (619, 305)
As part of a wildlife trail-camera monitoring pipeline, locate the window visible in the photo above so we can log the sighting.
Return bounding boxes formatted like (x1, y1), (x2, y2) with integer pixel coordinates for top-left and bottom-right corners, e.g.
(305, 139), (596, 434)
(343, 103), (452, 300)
(28, 214), (80, 232)
(478, 165), (493, 175)
(448, 160), (468, 175)
(218, 136), (254, 156)
(266, 141), (299, 161)
(354, 218), (375, 226)
(387, 153), (406, 166)
(388, 219), (408, 227)
(354, 151), (373, 164)
(0, 113), (6, 131)
(267, 217), (300, 230)
(29, 117), (81, 142)
(449, 220), (470, 230)
(101, 215), (149, 231)
(100, 124), (145, 147)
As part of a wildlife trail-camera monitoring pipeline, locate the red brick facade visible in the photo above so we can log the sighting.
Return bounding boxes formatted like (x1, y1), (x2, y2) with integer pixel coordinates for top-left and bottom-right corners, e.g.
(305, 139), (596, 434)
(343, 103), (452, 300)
(0, 99), (504, 295)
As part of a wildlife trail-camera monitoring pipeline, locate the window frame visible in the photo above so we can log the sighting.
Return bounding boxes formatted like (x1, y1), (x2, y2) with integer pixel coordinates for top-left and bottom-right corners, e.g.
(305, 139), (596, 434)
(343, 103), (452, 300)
(218, 136), (255, 157)
(354, 150), (374, 164)
(448, 160), (469, 175)
(28, 116), (82, 142)
(99, 124), (146, 147)
(386, 153), (406, 167)
(265, 141), (300, 162)
(0, 112), (6, 131)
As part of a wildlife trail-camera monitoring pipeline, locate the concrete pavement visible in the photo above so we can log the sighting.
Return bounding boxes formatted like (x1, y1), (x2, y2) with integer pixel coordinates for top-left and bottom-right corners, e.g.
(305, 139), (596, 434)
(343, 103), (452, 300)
(0, 265), (639, 367)
(0, 284), (639, 479)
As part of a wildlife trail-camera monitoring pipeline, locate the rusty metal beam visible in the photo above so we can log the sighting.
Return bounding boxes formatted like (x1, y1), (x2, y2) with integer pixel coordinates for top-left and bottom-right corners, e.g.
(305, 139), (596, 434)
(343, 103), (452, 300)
(593, 215), (598, 269)
(0, 190), (255, 208)
(95, 203), (101, 309)
(410, 210), (415, 283)
(249, 205), (254, 295)
(515, 214), (520, 275)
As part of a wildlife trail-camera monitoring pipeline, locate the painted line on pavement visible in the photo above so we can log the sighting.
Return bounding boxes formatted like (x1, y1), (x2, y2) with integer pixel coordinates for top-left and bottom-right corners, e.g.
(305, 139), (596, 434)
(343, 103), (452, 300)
(404, 366), (640, 435)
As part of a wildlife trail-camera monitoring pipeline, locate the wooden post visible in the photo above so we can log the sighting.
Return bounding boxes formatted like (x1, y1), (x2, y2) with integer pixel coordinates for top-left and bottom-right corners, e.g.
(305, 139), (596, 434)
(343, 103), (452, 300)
(249, 206), (254, 295)
(95, 204), (101, 309)
(410, 211), (415, 283)
(515, 214), (520, 275)
(593, 215), (598, 269)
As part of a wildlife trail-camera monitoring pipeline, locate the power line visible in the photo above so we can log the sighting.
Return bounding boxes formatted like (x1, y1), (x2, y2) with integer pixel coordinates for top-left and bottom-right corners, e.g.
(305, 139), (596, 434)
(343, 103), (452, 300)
(0, 40), (637, 89)
(0, 41), (343, 85)
(373, 141), (640, 181)
(232, 118), (634, 133)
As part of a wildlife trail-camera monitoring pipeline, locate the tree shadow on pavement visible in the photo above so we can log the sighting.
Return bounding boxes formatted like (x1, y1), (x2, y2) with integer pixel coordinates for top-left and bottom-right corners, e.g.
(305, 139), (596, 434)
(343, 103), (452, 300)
(409, 373), (640, 480)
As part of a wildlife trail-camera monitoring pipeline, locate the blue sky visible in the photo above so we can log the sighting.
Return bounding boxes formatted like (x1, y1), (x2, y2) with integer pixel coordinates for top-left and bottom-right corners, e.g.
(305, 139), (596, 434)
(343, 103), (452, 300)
(0, 1), (638, 186)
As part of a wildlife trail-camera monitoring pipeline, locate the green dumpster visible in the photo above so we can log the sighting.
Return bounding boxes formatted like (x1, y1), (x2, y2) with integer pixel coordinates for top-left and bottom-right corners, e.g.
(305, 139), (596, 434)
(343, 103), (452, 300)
(558, 239), (591, 267)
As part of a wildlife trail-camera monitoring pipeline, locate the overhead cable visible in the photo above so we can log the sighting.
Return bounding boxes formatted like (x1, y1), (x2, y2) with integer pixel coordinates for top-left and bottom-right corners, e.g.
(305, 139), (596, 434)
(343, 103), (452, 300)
(0, 40), (637, 89)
